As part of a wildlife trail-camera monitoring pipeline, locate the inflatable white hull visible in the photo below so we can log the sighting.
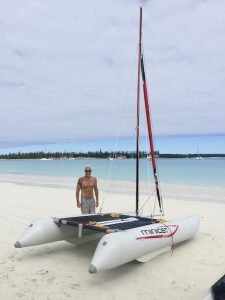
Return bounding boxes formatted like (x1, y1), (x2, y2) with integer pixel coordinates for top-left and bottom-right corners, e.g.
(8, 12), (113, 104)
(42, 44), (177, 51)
(15, 214), (200, 273)
(14, 217), (104, 248)
(89, 214), (200, 273)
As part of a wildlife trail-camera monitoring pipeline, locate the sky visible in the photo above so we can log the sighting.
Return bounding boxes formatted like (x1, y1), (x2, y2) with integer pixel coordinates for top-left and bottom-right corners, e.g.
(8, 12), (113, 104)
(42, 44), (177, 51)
(0, 0), (225, 153)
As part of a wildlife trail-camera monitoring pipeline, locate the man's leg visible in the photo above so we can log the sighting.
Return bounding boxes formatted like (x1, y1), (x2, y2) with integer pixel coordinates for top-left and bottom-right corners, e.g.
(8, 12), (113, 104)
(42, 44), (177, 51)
(89, 198), (96, 214)
(81, 198), (90, 214)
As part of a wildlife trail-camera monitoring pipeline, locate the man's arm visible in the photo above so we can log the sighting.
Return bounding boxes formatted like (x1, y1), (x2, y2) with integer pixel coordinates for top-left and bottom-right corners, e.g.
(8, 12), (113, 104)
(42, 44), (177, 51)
(76, 178), (81, 208)
(94, 178), (99, 207)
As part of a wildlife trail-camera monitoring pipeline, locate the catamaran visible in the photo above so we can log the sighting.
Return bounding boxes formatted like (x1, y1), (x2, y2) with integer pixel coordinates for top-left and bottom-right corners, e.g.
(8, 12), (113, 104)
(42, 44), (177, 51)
(14, 8), (200, 274)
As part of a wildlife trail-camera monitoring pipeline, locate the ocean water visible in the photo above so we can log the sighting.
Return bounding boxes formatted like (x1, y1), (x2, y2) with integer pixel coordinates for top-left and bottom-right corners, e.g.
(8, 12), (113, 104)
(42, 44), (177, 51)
(0, 158), (224, 188)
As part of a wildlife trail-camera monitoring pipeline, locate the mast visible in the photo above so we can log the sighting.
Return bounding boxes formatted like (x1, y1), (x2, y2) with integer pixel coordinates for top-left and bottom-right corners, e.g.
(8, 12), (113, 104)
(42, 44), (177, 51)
(136, 7), (142, 215)
(141, 55), (164, 215)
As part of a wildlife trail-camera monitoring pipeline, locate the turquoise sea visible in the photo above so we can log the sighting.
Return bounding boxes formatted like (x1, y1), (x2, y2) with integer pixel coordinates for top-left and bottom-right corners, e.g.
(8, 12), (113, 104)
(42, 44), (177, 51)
(0, 158), (224, 188)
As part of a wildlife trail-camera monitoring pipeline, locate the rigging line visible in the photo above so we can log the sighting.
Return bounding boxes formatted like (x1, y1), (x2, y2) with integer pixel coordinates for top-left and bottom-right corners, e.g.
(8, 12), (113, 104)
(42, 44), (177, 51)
(153, 156), (164, 213)
(137, 156), (157, 217)
(141, 195), (158, 219)
(137, 189), (155, 214)
(100, 49), (138, 213)
(100, 128), (137, 212)
(151, 196), (157, 218)
(144, 125), (153, 195)
(142, 127), (153, 214)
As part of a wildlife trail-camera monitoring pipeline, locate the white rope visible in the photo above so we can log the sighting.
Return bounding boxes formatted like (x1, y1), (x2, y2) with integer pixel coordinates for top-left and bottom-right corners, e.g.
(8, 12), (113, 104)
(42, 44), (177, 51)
(100, 48), (138, 212)
(137, 190), (155, 216)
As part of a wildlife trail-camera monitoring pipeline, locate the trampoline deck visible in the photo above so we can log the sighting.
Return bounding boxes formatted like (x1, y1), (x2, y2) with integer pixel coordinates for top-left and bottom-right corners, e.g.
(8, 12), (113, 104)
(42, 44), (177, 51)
(54, 213), (158, 233)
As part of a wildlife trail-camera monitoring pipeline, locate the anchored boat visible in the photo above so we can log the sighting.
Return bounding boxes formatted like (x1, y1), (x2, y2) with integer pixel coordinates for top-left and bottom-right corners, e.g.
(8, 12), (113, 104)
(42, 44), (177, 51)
(14, 8), (200, 274)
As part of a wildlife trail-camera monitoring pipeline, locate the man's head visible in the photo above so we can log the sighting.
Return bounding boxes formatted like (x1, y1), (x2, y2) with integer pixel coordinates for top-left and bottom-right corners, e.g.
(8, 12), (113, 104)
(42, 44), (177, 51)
(84, 166), (92, 177)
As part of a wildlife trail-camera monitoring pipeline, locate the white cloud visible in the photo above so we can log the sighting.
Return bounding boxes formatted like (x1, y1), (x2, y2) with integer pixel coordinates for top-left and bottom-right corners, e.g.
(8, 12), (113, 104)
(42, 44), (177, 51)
(0, 0), (225, 148)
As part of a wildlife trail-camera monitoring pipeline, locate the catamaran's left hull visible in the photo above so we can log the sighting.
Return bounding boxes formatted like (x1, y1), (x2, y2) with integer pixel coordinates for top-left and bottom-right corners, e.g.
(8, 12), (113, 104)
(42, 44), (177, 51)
(89, 214), (200, 273)
(14, 217), (104, 248)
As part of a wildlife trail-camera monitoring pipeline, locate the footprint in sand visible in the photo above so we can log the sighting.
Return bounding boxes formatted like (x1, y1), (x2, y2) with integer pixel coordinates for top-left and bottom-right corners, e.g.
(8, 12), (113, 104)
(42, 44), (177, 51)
(70, 283), (79, 289)
(60, 290), (71, 298)
(8, 255), (15, 262)
(15, 292), (26, 298)
(36, 270), (49, 275)
(47, 277), (56, 284)
(183, 283), (191, 292)
(9, 267), (15, 272)
(0, 260), (6, 265)
(200, 232), (211, 237)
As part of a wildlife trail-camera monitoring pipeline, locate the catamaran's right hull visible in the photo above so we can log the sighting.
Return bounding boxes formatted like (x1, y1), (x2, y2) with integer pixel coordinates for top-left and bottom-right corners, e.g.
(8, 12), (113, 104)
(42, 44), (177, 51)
(89, 214), (200, 273)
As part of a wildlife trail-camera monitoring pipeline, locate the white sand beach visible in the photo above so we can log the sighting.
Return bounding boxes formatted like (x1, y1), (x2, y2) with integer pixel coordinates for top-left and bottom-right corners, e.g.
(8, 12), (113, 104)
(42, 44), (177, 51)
(0, 180), (225, 299)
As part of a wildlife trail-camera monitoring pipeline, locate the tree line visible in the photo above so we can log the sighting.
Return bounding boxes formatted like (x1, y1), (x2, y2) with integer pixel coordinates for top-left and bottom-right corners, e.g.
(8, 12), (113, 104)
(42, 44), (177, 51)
(0, 151), (224, 160)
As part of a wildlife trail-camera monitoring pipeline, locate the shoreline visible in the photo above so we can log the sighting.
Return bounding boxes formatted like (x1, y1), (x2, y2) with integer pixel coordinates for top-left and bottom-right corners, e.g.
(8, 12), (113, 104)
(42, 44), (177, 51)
(0, 173), (225, 204)
(1, 155), (225, 159)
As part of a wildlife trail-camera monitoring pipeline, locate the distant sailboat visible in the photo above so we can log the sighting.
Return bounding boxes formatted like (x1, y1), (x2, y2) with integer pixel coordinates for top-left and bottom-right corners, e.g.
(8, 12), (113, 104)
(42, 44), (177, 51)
(107, 157), (114, 161)
(185, 149), (190, 159)
(40, 158), (53, 161)
(116, 155), (126, 159)
(147, 154), (158, 160)
(196, 156), (203, 160)
(196, 146), (203, 160)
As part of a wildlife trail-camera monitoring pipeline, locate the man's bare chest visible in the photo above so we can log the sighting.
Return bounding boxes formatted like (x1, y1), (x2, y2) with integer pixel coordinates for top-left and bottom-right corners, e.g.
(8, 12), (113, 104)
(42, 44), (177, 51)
(81, 178), (95, 189)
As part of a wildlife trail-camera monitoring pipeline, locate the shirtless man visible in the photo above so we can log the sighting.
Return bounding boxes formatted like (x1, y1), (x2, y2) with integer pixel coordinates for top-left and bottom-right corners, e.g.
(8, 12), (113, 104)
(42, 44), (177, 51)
(76, 166), (99, 214)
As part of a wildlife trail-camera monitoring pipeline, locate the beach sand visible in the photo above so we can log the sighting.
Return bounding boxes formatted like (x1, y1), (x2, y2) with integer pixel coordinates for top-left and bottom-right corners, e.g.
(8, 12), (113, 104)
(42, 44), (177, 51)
(0, 180), (225, 299)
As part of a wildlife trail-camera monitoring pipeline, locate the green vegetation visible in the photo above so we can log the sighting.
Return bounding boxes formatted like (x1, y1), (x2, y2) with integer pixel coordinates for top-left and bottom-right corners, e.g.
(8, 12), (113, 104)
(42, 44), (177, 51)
(0, 151), (146, 160)
(0, 151), (224, 160)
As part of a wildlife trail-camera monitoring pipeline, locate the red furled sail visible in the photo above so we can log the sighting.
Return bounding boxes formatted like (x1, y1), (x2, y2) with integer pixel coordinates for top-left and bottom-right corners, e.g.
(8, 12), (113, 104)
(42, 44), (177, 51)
(141, 54), (163, 214)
